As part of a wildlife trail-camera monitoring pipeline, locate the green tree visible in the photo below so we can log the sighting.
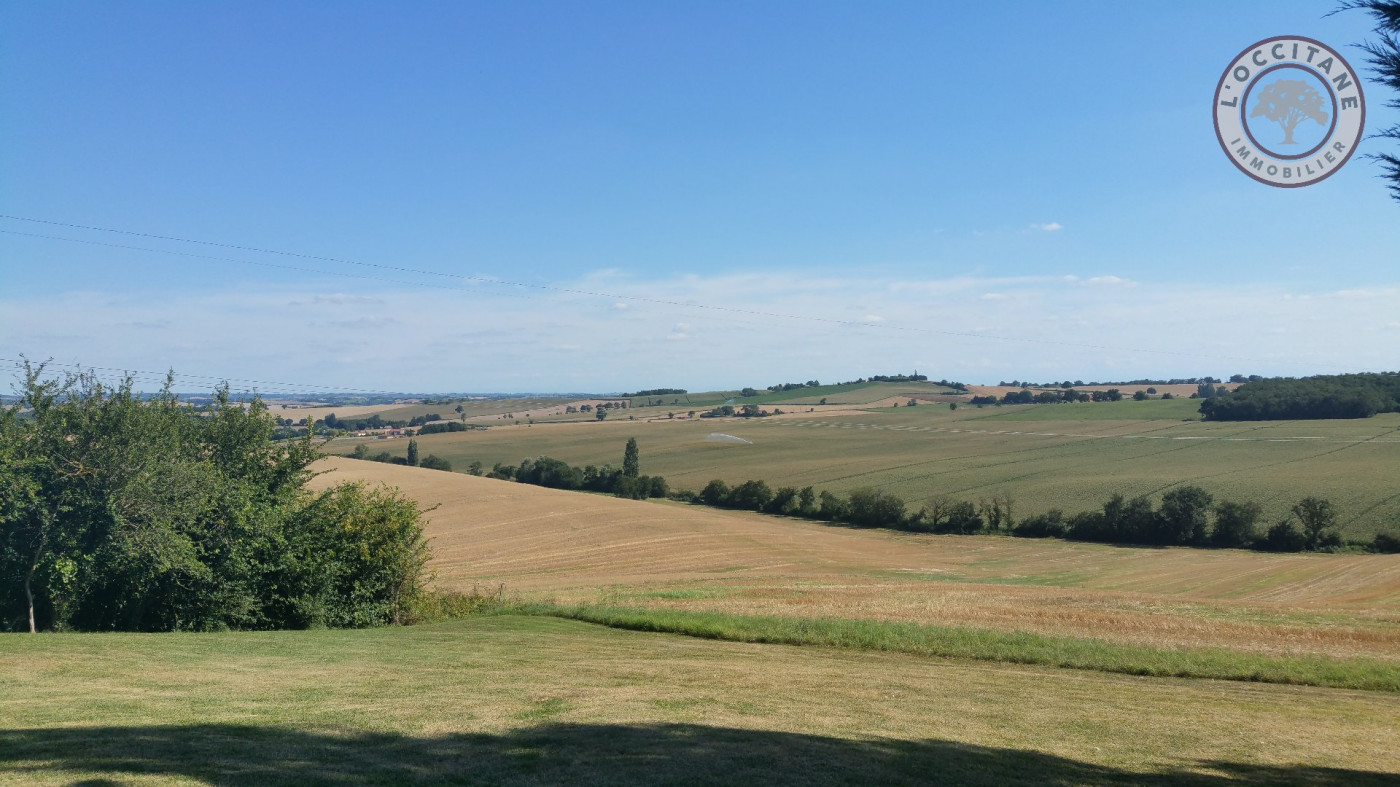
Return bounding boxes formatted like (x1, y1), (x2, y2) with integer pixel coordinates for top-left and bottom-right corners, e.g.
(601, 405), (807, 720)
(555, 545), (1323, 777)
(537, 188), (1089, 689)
(648, 476), (669, 499)
(622, 438), (640, 478)
(596, 408), (608, 421)
(1262, 520), (1307, 552)
(1212, 500), (1261, 548)
(419, 454), (452, 472)
(0, 363), (430, 633)
(768, 486), (800, 515)
(817, 490), (849, 521)
(978, 493), (1015, 532)
(847, 488), (907, 527)
(1159, 486), (1213, 545)
(1292, 497), (1339, 550)
(728, 480), (774, 511)
(613, 475), (639, 499)
(406, 439), (420, 467)
(1345, 1), (1400, 200)
(699, 479), (730, 507)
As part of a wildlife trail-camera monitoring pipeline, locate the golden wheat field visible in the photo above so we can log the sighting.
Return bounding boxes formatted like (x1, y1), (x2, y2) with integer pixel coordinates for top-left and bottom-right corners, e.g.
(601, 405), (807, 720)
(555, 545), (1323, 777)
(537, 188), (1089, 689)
(313, 459), (1400, 660)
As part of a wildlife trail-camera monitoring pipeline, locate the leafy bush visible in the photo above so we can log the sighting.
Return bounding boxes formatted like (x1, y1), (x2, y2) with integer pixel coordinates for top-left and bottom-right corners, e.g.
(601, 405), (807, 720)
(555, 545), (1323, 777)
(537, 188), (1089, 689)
(846, 488), (907, 528)
(728, 480), (774, 511)
(699, 479), (730, 507)
(1014, 510), (1067, 538)
(1211, 500), (1261, 548)
(419, 454), (452, 472)
(1260, 521), (1307, 552)
(1, 365), (430, 633)
(1373, 532), (1400, 554)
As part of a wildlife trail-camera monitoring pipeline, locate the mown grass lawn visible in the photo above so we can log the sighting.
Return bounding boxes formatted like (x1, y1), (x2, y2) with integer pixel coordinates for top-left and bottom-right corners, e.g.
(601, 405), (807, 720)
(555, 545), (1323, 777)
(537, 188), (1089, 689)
(2, 616), (1398, 785)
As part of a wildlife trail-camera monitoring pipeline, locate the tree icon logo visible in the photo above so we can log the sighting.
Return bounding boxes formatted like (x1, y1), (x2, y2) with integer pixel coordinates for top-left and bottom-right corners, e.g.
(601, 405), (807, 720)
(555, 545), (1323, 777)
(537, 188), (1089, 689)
(1249, 79), (1329, 145)
(1213, 36), (1365, 188)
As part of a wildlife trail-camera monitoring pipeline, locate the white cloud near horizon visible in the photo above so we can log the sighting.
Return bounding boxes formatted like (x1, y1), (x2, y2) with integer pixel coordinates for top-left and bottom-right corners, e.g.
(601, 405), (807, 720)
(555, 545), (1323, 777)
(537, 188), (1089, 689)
(3, 273), (1397, 393)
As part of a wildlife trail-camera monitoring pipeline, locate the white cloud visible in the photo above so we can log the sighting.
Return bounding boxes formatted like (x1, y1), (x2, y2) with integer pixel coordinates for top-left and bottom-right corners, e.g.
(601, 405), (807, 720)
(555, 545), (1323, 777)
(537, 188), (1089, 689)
(1029, 222), (1063, 232)
(4, 277), (1397, 392)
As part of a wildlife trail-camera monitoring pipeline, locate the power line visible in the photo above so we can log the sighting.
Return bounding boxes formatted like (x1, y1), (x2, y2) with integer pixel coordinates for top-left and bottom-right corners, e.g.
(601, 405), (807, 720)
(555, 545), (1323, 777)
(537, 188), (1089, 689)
(0, 214), (1346, 369)
(0, 357), (407, 395)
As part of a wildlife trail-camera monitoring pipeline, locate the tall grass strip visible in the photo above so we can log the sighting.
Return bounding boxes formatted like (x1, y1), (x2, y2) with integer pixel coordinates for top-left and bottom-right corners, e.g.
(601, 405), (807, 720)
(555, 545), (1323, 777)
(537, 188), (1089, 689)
(512, 603), (1400, 692)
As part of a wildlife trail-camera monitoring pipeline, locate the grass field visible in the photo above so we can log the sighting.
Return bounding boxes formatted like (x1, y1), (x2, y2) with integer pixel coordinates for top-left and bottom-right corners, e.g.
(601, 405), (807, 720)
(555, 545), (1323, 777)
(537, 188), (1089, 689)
(4, 616), (1398, 785)
(324, 396), (1400, 539)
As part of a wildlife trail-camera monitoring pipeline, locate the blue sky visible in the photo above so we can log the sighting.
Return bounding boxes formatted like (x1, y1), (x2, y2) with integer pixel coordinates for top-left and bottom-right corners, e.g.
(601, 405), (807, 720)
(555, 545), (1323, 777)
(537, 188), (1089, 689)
(2, 1), (1397, 393)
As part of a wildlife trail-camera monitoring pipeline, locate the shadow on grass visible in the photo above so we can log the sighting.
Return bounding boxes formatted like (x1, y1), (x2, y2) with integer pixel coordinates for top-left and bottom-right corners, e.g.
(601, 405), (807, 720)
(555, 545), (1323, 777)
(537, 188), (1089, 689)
(0, 723), (1392, 786)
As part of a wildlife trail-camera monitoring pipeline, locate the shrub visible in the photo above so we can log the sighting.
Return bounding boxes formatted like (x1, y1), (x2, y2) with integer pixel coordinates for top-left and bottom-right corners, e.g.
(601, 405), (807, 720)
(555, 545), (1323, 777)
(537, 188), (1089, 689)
(419, 454), (452, 472)
(768, 486), (800, 516)
(728, 480), (774, 511)
(817, 490), (849, 521)
(613, 476), (640, 499)
(1211, 500), (1261, 548)
(699, 479), (730, 507)
(1014, 510), (1067, 538)
(1373, 532), (1400, 554)
(940, 501), (983, 534)
(1260, 520), (1307, 552)
(0, 367), (431, 633)
(648, 476), (669, 499)
(846, 488), (907, 528)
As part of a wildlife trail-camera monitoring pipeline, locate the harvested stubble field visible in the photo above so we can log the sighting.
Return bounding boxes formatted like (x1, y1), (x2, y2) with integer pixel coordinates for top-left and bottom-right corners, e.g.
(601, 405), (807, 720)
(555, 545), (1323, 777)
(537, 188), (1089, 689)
(314, 459), (1400, 662)
(326, 398), (1400, 539)
(260, 396), (580, 426)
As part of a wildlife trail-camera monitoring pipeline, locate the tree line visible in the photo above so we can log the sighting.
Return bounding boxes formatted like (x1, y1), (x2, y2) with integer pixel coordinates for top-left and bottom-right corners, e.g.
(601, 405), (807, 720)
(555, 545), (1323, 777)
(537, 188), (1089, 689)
(1, 365), (431, 633)
(350, 439), (453, 471)
(1200, 373), (1400, 421)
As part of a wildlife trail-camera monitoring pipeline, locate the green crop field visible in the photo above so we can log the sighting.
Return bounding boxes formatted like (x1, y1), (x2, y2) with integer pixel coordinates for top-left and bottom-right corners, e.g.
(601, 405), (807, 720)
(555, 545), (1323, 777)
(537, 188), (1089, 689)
(977, 398), (1206, 421)
(373, 397), (577, 422)
(326, 388), (1400, 539)
(4, 615), (1398, 785)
